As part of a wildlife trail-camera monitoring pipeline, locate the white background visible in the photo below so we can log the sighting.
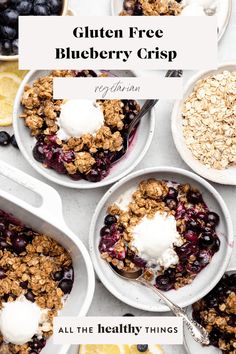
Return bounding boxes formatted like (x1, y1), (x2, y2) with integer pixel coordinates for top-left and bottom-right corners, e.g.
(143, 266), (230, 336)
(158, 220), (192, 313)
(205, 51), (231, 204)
(0, 1), (236, 354)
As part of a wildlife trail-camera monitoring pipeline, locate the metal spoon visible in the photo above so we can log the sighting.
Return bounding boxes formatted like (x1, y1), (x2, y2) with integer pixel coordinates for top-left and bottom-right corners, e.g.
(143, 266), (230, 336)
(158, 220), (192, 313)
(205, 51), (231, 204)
(111, 70), (183, 164)
(109, 263), (210, 346)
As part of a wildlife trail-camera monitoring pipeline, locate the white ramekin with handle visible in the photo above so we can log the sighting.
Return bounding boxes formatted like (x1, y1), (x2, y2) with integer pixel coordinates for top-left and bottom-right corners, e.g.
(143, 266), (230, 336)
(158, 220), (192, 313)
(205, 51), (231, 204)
(0, 161), (95, 354)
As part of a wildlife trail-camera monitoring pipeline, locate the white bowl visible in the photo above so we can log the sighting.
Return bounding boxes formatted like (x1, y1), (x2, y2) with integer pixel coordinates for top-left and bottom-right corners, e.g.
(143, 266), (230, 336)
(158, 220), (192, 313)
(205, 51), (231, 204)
(0, 161), (95, 354)
(184, 267), (236, 354)
(111, 0), (232, 42)
(13, 70), (155, 189)
(172, 63), (236, 185)
(89, 167), (233, 312)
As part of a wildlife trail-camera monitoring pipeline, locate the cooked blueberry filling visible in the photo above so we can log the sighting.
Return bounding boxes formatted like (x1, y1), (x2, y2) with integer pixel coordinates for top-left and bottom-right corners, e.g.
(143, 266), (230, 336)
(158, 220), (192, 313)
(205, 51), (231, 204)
(23, 70), (140, 182)
(99, 180), (221, 291)
(0, 209), (74, 353)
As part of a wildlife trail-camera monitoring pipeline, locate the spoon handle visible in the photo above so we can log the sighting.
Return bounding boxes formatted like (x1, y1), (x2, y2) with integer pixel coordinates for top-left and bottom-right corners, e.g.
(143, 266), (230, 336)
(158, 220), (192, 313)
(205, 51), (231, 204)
(127, 70), (183, 134)
(137, 277), (209, 345)
(127, 99), (158, 134)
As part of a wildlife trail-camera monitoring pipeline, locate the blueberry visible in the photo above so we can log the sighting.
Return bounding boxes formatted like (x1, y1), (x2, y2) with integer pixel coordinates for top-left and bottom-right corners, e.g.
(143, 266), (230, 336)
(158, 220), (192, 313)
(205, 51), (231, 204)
(58, 279), (73, 294)
(10, 134), (19, 148)
(199, 233), (215, 248)
(52, 270), (63, 281)
(33, 4), (50, 15)
(187, 190), (202, 204)
(25, 291), (35, 302)
(10, 0), (20, 6)
(63, 267), (74, 280)
(212, 237), (220, 252)
(30, 338), (45, 350)
(104, 214), (117, 226)
(137, 345), (148, 352)
(0, 267), (6, 279)
(207, 212), (220, 227)
(0, 39), (12, 54)
(133, 1), (142, 15)
(0, 9), (18, 26)
(100, 226), (110, 237)
(49, 0), (62, 14)
(165, 197), (177, 210)
(0, 25), (17, 40)
(155, 275), (173, 291)
(0, 0), (10, 11)
(33, 143), (45, 162)
(11, 38), (18, 55)
(12, 235), (28, 254)
(20, 280), (28, 289)
(167, 187), (178, 198)
(34, 0), (47, 5)
(16, 1), (32, 14)
(0, 131), (11, 146)
(187, 219), (201, 232)
(86, 168), (102, 182)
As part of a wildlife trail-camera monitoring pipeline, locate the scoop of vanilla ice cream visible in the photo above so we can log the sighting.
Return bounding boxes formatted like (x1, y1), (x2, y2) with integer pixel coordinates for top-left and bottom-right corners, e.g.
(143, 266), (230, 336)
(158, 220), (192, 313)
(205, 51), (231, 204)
(131, 212), (183, 268)
(57, 99), (104, 140)
(0, 296), (42, 345)
(182, 0), (214, 7)
(181, 3), (206, 15)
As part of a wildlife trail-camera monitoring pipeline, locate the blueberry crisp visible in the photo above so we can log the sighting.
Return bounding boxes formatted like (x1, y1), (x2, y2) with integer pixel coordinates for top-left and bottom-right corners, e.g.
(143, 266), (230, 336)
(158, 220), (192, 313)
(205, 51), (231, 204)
(0, 0), (63, 56)
(192, 273), (236, 353)
(99, 179), (221, 291)
(20, 70), (140, 182)
(0, 209), (73, 354)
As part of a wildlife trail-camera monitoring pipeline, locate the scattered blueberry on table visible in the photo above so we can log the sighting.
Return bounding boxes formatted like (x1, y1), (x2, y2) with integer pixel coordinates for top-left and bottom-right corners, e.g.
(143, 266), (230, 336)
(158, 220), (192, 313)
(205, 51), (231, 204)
(0, 131), (19, 148)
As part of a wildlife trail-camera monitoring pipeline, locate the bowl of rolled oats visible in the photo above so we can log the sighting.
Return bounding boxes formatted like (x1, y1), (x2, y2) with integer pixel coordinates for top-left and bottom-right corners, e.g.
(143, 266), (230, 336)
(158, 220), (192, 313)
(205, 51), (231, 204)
(112, 0), (232, 42)
(0, 161), (95, 354)
(89, 166), (233, 311)
(13, 69), (155, 189)
(184, 268), (236, 354)
(172, 63), (236, 185)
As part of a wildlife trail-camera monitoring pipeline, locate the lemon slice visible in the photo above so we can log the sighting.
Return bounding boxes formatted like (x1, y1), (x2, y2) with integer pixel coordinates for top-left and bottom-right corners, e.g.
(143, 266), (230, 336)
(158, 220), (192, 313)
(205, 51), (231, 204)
(0, 61), (28, 79)
(128, 345), (164, 354)
(0, 72), (21, 126)
(79, 345), (164, 354)
(79, 344), (127, 354)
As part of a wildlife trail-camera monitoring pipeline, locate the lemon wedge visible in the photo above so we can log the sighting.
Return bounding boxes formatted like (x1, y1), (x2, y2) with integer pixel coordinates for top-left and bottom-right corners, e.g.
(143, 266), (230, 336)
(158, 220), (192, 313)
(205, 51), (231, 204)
(0, 72), (21, 126)
(79, 345), (164, 354)
(0, 61), (28, 79)
(79, 344), (127, 354)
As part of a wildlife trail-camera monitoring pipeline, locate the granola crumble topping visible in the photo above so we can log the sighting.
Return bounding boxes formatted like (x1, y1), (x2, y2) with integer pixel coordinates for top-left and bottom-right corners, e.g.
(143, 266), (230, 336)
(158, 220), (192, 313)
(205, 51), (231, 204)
(0, 209), (73, 354)
(99, 178), (221, 291)
(20, 70), (140, 182)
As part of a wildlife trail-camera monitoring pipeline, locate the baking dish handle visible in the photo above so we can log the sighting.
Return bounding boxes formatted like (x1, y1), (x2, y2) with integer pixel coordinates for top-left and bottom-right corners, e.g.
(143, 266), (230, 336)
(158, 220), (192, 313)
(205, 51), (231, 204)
(0, 161), (64, 223)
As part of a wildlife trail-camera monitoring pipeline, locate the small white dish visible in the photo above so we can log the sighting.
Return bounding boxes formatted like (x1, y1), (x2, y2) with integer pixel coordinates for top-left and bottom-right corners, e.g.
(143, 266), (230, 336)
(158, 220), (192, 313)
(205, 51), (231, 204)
(171, 63), (236, 185)
(89, 167), (233, 312)
(13, 70), (155, 189)
(184, 268), (236, 354)
(111, 0), (232, 42)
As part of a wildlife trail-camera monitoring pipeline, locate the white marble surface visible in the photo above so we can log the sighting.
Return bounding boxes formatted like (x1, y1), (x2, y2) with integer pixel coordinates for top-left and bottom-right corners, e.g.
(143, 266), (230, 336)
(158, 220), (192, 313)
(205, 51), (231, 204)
(0, 1), (236, 354)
